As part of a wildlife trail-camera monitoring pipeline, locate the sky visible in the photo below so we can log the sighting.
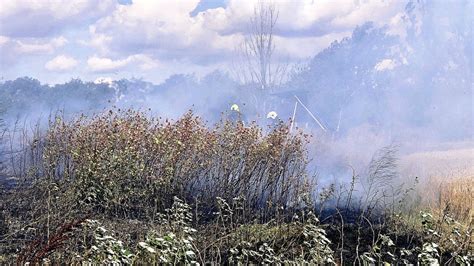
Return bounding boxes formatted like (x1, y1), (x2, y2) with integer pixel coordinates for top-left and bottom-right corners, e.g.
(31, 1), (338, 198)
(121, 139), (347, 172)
(0, 0), (409, 84)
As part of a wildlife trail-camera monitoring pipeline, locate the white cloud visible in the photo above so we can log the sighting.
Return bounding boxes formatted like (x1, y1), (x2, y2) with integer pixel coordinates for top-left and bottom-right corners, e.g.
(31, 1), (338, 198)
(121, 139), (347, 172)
(45, 54), (78, 71)
(87, 54), (158, 72)
(0, 35), (67, 54)
(0, 35), (10, 45)
(87, 56), (132, 72)
(0, 0), (115, 67)
(86, 0), (407, 66)
(274, 32), (351, 60)
(1, 0), (410, 80)
(79, 26), (113, 54)
(90, 0), (234, 57)
(16, 36), (67, 54)
(329, 0), (406, 30)
(0, 35), (69, 65)
(0, 0), (116, 38)
(202, 0), (406, 35)
(374, 59), (397, 72)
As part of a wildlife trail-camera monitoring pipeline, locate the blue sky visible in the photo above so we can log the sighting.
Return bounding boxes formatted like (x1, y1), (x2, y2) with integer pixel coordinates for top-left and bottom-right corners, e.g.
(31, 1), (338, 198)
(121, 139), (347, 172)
(0, 0), (407, 84)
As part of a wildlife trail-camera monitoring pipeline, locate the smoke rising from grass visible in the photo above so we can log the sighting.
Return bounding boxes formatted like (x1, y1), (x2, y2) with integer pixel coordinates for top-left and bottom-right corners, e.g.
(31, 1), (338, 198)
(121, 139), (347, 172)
(0, 0), (472, 186)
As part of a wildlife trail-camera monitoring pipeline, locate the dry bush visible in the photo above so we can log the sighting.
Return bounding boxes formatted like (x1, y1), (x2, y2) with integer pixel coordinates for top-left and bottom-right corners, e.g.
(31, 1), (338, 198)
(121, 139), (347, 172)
(0, 109), (313, 262)
(39, 109), (311, 220)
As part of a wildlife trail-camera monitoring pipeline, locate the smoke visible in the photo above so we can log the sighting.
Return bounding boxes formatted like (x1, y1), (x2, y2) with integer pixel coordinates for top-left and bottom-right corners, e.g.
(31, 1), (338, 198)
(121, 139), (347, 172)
(1, 0), (472, 187)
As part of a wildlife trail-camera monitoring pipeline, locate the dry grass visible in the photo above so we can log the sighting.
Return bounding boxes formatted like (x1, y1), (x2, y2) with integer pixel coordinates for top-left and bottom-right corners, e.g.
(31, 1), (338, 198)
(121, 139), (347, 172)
(399, 146), (474, 181)
(398, 146), (473, 222)
(1, 111), (472, 264)
(1, 109), (314, 263)
(428, 174), (473, 223)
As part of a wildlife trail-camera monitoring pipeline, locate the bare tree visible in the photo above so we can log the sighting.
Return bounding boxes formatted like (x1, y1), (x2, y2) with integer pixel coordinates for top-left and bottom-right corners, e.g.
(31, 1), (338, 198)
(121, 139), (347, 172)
(234, 0), (287, 92)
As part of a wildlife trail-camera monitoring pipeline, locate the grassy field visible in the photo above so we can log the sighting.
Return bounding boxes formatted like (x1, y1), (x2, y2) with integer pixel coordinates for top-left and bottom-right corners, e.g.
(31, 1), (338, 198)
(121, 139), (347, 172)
(399, 146), (473, 219)
(0, 110), (472, 264)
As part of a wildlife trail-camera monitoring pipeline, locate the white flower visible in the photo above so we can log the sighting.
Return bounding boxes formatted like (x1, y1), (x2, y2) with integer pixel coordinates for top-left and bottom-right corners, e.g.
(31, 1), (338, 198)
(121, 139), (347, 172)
(267, 111), (278, 119)
(231, 104), (240, 112)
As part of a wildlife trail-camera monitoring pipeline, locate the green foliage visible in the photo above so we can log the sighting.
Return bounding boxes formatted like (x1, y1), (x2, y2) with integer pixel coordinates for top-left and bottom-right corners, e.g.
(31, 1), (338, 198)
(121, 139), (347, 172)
(360, 210), (473, 265)
(136, 197), (198, 264)
(221, 194), (334, 265)
(361, 234), (396, 265)
(81, 219), (134, 264)
(302, 212), (335, 264)
(229, 241), (280, 264)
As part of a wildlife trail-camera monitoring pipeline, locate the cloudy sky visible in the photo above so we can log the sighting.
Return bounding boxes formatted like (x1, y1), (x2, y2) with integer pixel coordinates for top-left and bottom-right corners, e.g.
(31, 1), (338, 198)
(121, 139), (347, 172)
(0, 0), (408, 84)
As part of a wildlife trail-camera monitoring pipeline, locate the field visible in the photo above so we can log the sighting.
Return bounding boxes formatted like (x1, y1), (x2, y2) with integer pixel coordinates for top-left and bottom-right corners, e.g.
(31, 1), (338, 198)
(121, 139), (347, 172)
(0, 0), (471, 264)
(0, 110), (472, 264)
(399, 146), (473, 224)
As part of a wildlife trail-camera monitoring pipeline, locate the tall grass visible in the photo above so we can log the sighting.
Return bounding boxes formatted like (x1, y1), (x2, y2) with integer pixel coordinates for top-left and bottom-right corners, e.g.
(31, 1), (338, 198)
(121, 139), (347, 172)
(0, 109), (472, 264)
(1, 109), (315, 263)
(425, 174), (473, 223)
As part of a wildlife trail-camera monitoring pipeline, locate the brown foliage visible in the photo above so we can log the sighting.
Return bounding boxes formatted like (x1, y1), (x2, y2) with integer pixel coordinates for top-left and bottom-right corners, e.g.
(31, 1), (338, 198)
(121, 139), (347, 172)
(1, 109), (312, 262)
(39, 109), (311, 220)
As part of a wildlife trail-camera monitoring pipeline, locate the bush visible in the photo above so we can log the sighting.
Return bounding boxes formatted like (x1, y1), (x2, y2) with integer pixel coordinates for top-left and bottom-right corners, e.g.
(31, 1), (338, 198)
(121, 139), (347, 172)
(38, 109), (311, 220)
(0, 109), (313, 263)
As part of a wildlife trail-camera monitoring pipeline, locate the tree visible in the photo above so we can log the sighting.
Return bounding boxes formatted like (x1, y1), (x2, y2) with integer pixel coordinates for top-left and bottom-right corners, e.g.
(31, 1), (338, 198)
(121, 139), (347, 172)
(234, 0), (287, 92)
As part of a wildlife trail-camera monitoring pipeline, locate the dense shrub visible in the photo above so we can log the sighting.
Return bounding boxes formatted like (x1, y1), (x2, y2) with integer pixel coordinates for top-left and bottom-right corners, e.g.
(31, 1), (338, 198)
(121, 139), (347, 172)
(38, 109), (311, 220)
(0, 109), (315, 263)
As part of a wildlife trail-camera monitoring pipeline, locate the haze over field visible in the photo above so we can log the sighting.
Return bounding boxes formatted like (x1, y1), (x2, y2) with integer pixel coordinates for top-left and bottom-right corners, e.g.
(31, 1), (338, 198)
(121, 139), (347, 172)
(0, 1), (473, 264)
(1, 0), (472, 182)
